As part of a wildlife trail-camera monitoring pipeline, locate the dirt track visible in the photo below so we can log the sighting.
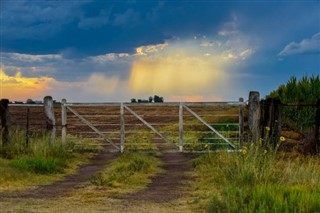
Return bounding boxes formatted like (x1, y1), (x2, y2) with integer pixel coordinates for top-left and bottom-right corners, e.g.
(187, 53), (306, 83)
(0, 149), (194, 212)
(0, 151), (119, 199)
(122, 152), (193, 203)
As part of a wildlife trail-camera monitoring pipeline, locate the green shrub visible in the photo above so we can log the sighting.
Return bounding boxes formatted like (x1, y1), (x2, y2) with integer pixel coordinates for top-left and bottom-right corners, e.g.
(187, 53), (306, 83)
(267, 75), (320, 130)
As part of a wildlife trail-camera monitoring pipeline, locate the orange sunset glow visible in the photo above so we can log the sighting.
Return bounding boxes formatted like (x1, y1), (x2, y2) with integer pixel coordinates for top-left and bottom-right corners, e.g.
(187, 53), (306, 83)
(0, 69), (55, 101)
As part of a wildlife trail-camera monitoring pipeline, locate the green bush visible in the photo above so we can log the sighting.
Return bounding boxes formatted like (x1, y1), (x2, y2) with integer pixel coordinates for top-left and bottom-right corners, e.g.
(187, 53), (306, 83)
(267, 75), (320, 130)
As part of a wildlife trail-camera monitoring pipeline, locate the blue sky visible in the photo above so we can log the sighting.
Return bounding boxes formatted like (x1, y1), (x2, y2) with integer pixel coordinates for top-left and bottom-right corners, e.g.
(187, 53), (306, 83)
(0, 0), (319, 102)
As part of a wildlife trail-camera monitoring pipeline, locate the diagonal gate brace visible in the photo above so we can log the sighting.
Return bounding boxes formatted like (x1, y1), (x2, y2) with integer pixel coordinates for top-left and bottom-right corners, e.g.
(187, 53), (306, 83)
(124, 105), (178, 147)
(183, 105), (236, 149)
(66, 106), (120, 151)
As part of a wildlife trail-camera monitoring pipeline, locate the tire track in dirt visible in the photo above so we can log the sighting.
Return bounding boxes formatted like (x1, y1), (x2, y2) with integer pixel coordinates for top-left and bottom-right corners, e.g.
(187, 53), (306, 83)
(122, 152), (194, 203)
(1, 149), (194, 203)
(0, 151), (118, 199)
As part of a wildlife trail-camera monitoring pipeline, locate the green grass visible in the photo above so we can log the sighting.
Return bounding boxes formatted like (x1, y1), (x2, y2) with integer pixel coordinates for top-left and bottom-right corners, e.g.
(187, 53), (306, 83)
(0, 130), (98, 191)
(11, 156), (66, 174)
(90, 153), (162, 190)
(124, 131), (158, 151)
(191, 144), (320, 212)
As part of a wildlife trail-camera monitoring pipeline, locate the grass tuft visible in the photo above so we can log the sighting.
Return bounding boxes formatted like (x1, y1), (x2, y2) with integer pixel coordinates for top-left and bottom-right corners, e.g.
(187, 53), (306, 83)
(90, 153), (162, 189)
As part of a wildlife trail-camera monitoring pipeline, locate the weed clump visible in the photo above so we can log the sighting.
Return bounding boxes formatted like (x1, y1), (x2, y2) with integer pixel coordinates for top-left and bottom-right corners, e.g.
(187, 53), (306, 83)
(90, 153), (161, 188)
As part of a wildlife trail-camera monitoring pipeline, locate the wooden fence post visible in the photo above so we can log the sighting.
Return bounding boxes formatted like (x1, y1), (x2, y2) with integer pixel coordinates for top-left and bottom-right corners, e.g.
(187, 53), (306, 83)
(248, 91), (260, 144)
(239, 97), (244, 148)
(0, 99), (10, 146)
(44, 96), (56, 144)
(61, 99), (67, 145)
(315, 99), (320, 154)
(272, 98), (282, 147)
(260, 98), (270, 139)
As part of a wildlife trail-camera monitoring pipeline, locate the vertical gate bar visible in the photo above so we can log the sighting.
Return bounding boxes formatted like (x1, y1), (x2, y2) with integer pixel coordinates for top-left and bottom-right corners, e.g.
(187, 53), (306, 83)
(179, 102), (184, 152)
(61, 99), (67, 145)
(239, 97), (244, 148)
(120, 103), (125, 153)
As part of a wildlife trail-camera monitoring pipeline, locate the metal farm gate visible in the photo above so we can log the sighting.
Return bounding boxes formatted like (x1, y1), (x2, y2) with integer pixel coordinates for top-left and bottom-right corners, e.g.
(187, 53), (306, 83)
(60, 101), (245, 152)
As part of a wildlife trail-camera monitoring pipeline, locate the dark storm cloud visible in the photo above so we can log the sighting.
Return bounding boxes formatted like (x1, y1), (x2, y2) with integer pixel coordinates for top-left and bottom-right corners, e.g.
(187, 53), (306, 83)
(0, 1), (234, 56)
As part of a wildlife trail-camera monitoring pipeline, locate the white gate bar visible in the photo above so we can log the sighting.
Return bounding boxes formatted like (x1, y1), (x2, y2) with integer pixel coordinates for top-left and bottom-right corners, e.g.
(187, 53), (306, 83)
(124, 105), (178, 147)
(179, 102), (184, 152)
(183, 105), (236, 149)
(66, 106), (120, 151)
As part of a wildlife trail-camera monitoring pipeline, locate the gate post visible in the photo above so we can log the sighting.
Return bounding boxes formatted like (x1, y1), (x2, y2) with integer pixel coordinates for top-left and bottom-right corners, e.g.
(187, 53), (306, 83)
(179, 102), (184, 152)
(0, 99), (10, 146)
(44, 96), (56, 144)
(61, 99), (67, 145)
(248, 91), (261, 144)
(239, 97), (244, 148)
(120, 103), (125, 153)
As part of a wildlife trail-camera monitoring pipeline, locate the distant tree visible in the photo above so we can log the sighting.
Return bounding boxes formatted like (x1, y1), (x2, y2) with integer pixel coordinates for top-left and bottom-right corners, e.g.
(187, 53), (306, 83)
(131, 98), (137, 103)
(26, 99), (35, 104)
(154, 95), (164, 103)
(138, 99), (149, 103)
(149, 96), (153, 103)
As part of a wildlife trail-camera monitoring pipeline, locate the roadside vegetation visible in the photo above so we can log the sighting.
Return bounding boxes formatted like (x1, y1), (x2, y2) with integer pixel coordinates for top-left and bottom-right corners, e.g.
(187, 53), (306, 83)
(0, 130), (98, 192)
(189, 75), (320, 212)
(190, 144), (320, 212)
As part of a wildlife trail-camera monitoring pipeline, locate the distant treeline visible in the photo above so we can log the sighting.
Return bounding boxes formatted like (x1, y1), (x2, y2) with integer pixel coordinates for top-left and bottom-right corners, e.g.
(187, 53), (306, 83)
(131, 95), (164, 103)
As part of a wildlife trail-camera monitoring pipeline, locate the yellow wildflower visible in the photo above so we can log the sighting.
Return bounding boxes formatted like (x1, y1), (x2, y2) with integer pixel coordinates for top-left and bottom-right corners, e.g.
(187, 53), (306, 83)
(264, 150), (268, 154)
(280, 136), (286, 142)
(265, 126), (270, 132)
(242, 149), (247, 155)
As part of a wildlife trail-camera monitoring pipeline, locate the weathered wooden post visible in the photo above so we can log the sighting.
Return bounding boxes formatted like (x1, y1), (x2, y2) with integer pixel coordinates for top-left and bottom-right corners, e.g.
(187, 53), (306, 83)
(61, 99), (67, 145)
(44, 96), (56, 144)
(179, 102), (184, 152)
(239, 97), (244, 148)
(0, 99), (10, 145)
(315, 99), (320, 154)
(260, 98), (282, 146)
(248, 91), (260, 144)
(120, 103), (125, 153)
(272, 98), (282, 147)
(260, 98), (271, 140)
